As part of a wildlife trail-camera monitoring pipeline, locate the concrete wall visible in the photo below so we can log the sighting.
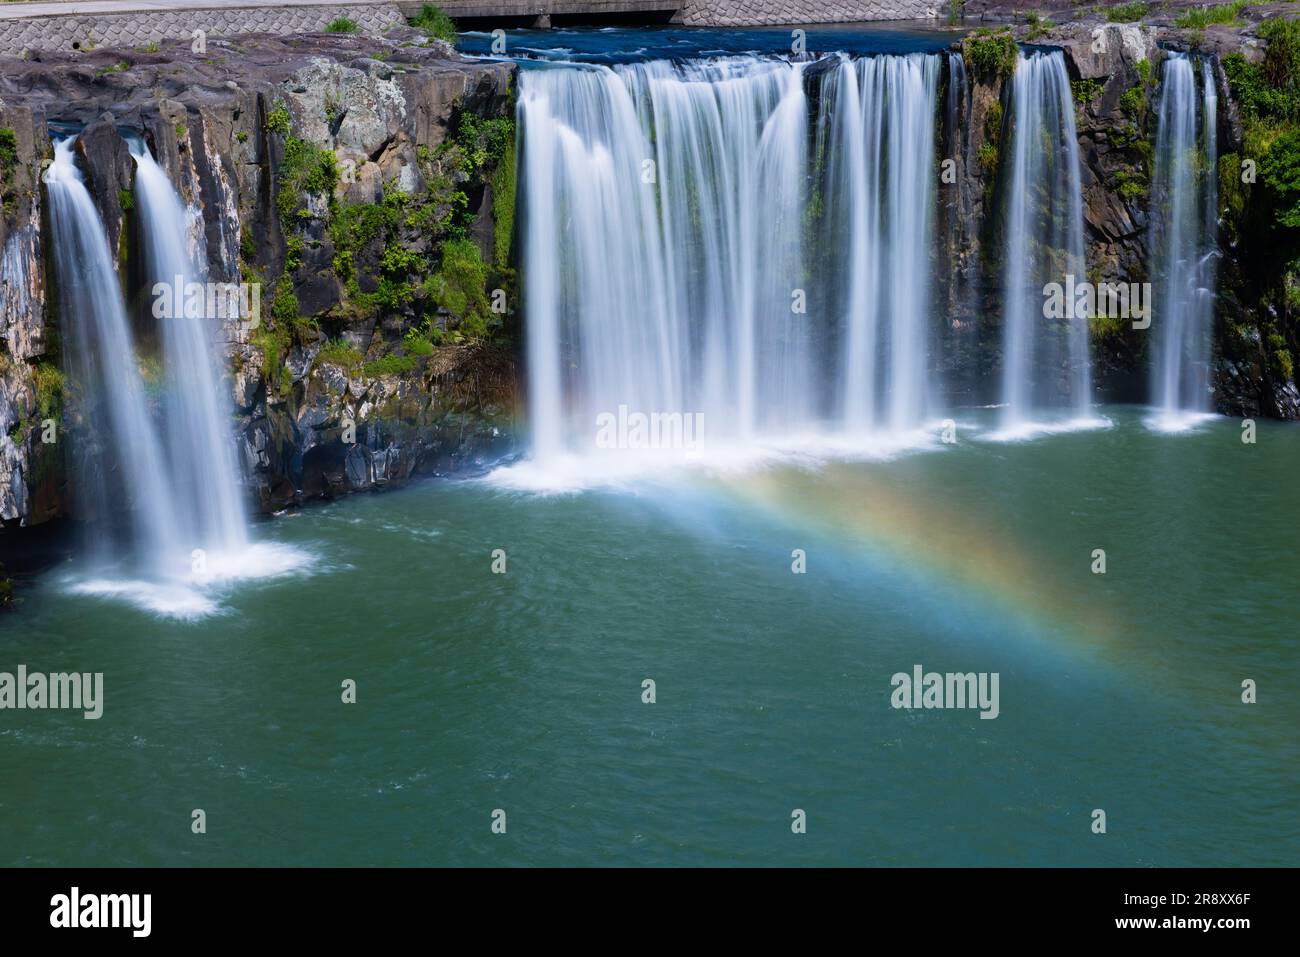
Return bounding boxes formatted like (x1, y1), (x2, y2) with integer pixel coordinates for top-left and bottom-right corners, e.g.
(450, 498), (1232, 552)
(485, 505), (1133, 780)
(0, 3), (406, 57)
(421, 0), (937, 24)
(0, 0), (941, 58)
(680, 0), (938, 26)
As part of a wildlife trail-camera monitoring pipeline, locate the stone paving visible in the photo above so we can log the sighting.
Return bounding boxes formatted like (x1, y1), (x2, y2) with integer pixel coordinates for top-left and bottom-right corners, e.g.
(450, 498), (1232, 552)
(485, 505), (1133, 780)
(0, 2), (406, 56)
(0, 0), (939, 58)
(680, 0), (938, 26)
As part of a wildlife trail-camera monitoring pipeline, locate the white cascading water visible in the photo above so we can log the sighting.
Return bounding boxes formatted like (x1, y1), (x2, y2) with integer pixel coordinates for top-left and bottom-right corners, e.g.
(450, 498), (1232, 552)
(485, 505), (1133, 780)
(44, 138), (181, 574)
(46, 136), (298, 616)
(519, 54), (943, 473)
(824, 53), (940, 434)
(997, 51), (1090, 434)
(130, 142), (249, 555)
(1150, 54), (1219, 427)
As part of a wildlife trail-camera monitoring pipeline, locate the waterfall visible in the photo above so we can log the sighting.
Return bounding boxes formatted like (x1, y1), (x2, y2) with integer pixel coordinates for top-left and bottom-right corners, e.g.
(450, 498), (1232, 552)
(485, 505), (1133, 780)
(44, 138), (180, 575)
(824, 53), (941, 434)
(1150, 54), (1219, 425)
(997, 51), (1089, 433)
(519, 53), (942, 467)
(130, 143), (248, 556)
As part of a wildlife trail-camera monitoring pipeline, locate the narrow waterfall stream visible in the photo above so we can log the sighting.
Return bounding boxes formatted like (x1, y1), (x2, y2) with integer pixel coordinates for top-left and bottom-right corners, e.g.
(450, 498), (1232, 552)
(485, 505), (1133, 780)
(996, 50), (1090, 435)
(43, 138), (181, 575)
(131, 143), (249, 557)
(1150, 53), (1220, 428)
(42, 136), (301, 616)
(824, 53), (941, 435)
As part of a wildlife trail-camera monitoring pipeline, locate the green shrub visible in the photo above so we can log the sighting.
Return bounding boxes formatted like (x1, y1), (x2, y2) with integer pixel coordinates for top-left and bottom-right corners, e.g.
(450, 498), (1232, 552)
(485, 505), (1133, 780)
(363, 353), (418, 377)
(277, 136), (339, 223)
(963, 28), (1018, 81)
(430, 238), (490, 329)
(271, 279), (300, 328)
(285, 235), (304, 272)
(316, 338), (365, 372)
(1175, 1), (1246, 29)
(1107, 2), (1150, 22)
(1072, 78), (1105, 105)
(1024, 12), (1054, 41)
(32, 363), (63, 420)
(265, 100), (292, 136)
(410, 4), (457, 46)
(1120, 85), (1145, 117)
(404, 329), (435, 356)
(978, 142), (999, 170)
(0, 127), (17, 171)
(1260, 17), (1300, 100)
(1258, 127), (1300, 227)
(490, 129), (516, 266)
(325, 17), (358, 33)
(251, 325), (290, 391)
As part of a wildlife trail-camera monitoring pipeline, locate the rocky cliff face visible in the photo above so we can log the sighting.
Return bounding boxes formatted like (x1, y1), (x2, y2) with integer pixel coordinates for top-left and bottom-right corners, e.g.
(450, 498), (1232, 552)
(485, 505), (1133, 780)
(944, 17), (1299, 416)
(0, 27), (520, 539)
(1, 14), (1296, 555)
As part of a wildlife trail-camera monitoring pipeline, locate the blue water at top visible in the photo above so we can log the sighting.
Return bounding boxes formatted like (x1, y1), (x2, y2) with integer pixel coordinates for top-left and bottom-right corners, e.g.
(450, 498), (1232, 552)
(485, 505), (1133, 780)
(457, 23), (963, 64)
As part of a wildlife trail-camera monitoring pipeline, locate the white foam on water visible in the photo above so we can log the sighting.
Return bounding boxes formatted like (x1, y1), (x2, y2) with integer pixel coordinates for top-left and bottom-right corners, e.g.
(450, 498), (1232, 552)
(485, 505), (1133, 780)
(981, 415), (1113, 444)
(1144, 409), (1219, 434)
(62, 542), (314, 620)
(485, 425), (947, 494)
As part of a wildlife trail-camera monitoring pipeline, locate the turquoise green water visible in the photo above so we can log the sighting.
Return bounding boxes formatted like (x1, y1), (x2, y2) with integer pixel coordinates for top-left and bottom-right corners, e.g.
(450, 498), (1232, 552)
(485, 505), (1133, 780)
(2, 408), (1297, 865)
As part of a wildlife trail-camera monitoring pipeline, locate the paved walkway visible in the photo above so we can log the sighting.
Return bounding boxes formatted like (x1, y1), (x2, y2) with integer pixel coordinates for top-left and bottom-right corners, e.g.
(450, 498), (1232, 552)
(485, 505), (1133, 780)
(0, 0), (398, 18)
(0, 0), (407, 55)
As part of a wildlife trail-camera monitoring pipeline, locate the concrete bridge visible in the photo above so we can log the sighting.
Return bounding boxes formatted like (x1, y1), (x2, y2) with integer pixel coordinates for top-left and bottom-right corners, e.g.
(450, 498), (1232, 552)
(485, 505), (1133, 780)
(409, 1), (939, 29)
(397, 0), (682, 29)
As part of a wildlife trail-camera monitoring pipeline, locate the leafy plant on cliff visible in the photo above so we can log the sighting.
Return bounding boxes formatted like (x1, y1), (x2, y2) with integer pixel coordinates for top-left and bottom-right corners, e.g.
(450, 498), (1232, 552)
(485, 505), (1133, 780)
(489, 126), (516, 268)
(0, 126), (18, 212)
(1224, 19), (1300, 229)
(363, 353), (418, 377)
(1258, 129), (1300, 227)
(325, 17), (358, 34)
(276, 135), (339, 223)
(410, 5), (458, 46)
(1106, 2), (1149, 23)
(429, 238), (492, 339)
(251, 325), (290, 396)
(32, 362), (64, 422)
(270, 279), (317, 345)
(316, 338), (365, 372)
(1119, 84), (1145, 118)
(1260, 16), (1300, 95)
(963, 28), (1018, 81)
(404, 329), (435, 356)
(265, 100), (292, 136)
(1071, 78), (1105, 105)
(285, 235), (304, 272)
(1214, 16), (1300, 394)
(1175, 1), (1247, 29)
(1024, 12), (1054, 42)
